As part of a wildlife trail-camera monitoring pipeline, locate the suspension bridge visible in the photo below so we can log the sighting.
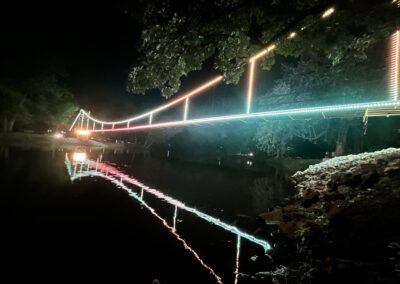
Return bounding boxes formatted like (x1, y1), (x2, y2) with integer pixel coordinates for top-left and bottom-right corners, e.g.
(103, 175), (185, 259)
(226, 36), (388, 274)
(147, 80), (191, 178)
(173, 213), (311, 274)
(69, 8), (400, 135)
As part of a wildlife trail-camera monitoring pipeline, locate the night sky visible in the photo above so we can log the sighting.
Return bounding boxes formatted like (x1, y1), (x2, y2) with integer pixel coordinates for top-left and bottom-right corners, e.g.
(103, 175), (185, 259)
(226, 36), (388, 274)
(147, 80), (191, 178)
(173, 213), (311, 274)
(0, 1), (273, 120)
(0, 1), (155, 118)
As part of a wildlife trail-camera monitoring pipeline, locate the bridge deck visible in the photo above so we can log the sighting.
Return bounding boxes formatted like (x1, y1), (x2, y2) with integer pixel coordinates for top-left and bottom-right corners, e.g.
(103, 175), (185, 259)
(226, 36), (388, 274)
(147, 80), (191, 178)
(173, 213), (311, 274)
(78, 101), (400, 133)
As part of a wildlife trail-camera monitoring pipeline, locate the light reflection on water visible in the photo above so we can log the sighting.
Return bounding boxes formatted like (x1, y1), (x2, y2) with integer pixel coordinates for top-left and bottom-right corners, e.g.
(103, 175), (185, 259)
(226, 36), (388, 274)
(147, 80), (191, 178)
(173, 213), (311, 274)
(0, 146), (296, 282)
(65, 152), (271, 283)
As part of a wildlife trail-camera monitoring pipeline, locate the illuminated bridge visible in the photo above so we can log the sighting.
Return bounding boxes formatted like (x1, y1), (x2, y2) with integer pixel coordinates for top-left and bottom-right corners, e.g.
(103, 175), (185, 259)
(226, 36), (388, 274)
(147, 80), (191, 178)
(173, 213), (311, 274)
(69, 9), (400, 134)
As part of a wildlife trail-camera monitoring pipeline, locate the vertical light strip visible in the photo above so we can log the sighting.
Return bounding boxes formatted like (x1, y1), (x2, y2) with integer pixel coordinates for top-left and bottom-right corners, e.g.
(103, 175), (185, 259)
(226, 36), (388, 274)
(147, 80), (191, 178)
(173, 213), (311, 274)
(173, 205), (178, 229)
(234, 235), (241, 284)
(86, 111), (90, 130)
(149, 113), (153, 124)
(183, 98), (189, 121)
(80, 112), (84, 129)
(390, 30), (400, 101)
(69, 111), (82, 131)
(246, 60), (256, 114)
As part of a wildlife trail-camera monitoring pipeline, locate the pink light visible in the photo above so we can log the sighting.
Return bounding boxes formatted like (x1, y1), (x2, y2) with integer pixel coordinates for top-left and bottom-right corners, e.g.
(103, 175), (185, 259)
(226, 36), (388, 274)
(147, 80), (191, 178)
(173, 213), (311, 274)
(79, 76), (223, 126)
(148, 76), (223, 114)
(390, 30), (400, 100)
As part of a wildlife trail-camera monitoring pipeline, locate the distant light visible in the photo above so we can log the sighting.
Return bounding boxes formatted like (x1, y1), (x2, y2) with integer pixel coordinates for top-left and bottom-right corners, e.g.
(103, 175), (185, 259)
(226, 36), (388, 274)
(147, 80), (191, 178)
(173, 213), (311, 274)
(322, 7), (335, 18)
(248, 152), (254, 157)
(288, 32), (296, 39)
(72, 152), (86, 162)
(76, 129), (90, 136)
(53, 133), (63, 139)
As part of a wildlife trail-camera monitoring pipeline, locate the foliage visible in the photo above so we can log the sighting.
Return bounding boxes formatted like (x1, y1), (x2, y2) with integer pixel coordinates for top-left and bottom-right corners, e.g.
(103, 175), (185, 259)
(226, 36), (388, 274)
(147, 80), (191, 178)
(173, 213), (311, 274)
(127, 0), (398, 98)
(0, 82), (32, 132)
(29, 76), (79, 130)
(0, 76), (78, 132)
(254, 48), (386, 157)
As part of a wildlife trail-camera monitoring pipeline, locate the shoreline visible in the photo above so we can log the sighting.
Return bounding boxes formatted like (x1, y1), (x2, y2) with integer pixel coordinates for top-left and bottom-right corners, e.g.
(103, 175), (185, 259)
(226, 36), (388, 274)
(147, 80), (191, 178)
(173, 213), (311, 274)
(0, 132), (120, 150)
(257, 148), (400, 283)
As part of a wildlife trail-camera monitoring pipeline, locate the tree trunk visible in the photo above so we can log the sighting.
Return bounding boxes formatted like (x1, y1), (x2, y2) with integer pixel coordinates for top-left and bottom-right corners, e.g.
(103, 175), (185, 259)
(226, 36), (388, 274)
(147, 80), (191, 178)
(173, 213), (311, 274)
(7, 118), (16, 132)
(335, 121), (349, 157)
(3, 116), (7, 133)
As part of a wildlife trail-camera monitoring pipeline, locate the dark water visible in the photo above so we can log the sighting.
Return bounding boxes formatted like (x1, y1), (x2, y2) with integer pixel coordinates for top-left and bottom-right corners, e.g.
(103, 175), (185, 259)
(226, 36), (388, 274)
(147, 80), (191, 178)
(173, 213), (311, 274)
(0, 147), (294, 283)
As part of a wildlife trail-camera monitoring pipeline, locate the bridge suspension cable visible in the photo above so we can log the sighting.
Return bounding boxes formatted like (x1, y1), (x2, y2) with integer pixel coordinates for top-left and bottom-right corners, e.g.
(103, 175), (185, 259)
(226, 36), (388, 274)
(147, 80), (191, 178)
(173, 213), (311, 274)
(69, 6), (400, 134)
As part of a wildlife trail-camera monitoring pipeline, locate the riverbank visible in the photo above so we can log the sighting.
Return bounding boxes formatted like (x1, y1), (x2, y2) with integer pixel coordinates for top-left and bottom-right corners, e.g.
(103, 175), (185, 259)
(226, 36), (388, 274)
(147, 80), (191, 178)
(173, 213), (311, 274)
(164, 154), (319, 174)
(0, 132), (108, 149)
(258, 148), (400, 283)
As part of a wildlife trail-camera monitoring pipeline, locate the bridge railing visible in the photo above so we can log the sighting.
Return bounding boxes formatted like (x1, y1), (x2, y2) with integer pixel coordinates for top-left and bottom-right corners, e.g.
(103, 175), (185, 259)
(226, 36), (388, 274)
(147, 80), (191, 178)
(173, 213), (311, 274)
(69, 5), (400, 133)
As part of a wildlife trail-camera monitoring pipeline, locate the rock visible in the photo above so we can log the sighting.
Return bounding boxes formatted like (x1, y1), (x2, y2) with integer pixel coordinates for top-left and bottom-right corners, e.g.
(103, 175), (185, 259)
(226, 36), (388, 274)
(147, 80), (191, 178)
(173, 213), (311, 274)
(300, 192), (319, 208)
(337, 185), (351, 195)
(260, 208), (283, 225)
(279, 220), (307, 238)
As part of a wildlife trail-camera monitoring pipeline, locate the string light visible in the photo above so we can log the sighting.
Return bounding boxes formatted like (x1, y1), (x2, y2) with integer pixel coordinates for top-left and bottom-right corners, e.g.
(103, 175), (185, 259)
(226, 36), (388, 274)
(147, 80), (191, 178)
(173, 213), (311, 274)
(322, 7), (335, 18)
(390, 30), (400, 100)
(234, 236), (241, 284)
(249, 45), (276, 62)
(87, 100), (400, 133)
(246, 60), (256, 114)
(78, 76), (222, 126)
(288, 32), (296, 39)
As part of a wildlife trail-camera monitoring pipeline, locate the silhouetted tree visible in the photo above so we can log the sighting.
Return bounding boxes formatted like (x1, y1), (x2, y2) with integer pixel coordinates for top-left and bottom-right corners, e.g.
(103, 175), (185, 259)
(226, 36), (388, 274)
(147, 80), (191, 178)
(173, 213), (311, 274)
(127, 0), (398, 98)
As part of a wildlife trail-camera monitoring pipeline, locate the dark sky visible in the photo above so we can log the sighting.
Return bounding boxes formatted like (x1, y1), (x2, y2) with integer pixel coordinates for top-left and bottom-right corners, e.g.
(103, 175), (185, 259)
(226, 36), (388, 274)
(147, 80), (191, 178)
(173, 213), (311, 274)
(0, 1), (155, 118)
(0, 1), (275, 120)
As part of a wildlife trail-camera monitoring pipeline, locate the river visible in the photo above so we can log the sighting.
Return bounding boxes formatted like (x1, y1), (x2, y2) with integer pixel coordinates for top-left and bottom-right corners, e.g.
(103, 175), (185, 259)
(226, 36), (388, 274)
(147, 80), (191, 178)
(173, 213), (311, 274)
(0, 146), (294, 283)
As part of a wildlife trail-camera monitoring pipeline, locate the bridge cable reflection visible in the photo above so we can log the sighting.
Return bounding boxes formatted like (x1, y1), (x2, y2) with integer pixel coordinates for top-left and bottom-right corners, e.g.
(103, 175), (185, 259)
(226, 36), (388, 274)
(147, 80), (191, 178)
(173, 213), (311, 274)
(65, 154), (271, 283)
(66, 155), (223, 283)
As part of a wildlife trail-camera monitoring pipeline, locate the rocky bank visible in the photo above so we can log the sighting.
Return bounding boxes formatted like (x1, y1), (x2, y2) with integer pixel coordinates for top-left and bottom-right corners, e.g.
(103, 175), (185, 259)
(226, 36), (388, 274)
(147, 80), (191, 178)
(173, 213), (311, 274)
(259, 148), (400, 283)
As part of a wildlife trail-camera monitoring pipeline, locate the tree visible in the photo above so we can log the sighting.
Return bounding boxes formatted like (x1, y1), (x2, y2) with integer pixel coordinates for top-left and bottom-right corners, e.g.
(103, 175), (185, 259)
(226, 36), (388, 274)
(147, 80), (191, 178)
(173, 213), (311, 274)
(0, 76), (78, 133)
(0, 82), (31, 133)
(29, 76), (79, 131)
(127, 0), (399, 98)
(254, 49), (386, 157)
